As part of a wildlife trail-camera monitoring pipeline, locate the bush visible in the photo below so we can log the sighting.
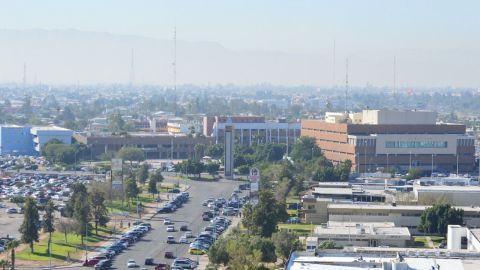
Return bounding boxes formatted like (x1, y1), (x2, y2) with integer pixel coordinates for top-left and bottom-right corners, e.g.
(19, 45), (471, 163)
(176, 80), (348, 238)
(238, 165), (250, 175)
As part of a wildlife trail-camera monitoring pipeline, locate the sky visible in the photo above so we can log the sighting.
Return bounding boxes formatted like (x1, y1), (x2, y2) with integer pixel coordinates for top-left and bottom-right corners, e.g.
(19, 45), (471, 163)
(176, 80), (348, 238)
(0, 0), (479, 87)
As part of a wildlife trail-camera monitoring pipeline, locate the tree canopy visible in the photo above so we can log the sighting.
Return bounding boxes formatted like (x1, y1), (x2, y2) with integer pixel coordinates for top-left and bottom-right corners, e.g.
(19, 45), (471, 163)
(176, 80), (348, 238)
(19, 197), (40, 253)
(418, 204), (464, 235)
(290, 136), (322, 161)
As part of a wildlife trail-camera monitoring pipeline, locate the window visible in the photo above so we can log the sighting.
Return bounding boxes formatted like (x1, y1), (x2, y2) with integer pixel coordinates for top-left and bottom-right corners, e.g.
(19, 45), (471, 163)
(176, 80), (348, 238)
(385, 141), (448, 149)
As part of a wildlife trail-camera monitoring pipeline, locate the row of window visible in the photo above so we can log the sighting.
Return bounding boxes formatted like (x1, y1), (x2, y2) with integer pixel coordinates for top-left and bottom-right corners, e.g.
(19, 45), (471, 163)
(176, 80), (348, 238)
(458, 139), (475, 147)
(385, 141), (448, 149)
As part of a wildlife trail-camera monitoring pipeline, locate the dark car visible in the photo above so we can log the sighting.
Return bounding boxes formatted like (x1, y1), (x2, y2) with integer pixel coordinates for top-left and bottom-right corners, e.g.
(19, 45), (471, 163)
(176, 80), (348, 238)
(145, 257), (155, 265)
(180, 225), (188, 231)
(158, 206), (173, 213)
(164, 251), (175, 259)
(155, 263), (170, 270)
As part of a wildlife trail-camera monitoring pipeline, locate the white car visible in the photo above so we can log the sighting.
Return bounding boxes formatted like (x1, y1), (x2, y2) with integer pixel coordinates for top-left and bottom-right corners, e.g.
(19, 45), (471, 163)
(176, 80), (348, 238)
(178, 236), (188, 244)
(185, 231), (194, 238)
(127, 259), (138, 268)
(164, 219), (173, 225)
(166, 225), (175, 232)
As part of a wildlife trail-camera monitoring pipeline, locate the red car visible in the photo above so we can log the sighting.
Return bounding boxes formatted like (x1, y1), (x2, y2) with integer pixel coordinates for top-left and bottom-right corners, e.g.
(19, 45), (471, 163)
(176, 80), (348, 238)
(155, 263), (170, 270)
(83, 258), (100, 266)
(164, 251), (175, 259)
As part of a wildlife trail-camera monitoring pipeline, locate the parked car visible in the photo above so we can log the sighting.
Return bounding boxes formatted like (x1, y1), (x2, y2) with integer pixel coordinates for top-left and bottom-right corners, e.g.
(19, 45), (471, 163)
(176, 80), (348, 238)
(145, 257), (155, 265)
(180, 225), (188, 231)
(167, 236), (175, 244)
(167, 225), (175, 232)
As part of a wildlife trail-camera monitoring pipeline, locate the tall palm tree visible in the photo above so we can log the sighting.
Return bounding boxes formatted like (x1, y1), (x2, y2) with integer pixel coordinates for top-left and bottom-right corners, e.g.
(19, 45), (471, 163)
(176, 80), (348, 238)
(6, 240), (19, 270)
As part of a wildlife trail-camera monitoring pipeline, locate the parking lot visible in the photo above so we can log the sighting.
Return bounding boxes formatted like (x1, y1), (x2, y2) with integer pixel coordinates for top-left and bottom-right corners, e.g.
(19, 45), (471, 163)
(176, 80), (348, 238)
(0, 201), (24, 239)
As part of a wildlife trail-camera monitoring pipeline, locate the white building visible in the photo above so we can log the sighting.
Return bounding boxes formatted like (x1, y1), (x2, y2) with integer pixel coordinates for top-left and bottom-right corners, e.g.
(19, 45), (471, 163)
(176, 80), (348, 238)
(312, 222), (411, 248)
(30, 126), (73, 153)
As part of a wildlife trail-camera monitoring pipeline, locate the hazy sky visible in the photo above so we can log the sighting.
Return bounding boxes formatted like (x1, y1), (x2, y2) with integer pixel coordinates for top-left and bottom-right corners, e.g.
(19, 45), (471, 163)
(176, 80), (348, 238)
(1, 0), (479, 87)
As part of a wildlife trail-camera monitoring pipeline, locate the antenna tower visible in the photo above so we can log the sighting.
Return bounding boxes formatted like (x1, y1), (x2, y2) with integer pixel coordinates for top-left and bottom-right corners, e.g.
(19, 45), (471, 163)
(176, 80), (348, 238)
(393, 56), (396, 99)
(345, 58), (349, 113)
(333, 39), (336, 86)
(23, 62), (27, 88)
(130, 48), (135, 86)
(173, 26), (177, 91)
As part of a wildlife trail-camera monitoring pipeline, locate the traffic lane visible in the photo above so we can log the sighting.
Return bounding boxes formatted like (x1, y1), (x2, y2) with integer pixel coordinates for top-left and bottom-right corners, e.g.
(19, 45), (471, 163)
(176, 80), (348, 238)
(109, 179), (240, 269)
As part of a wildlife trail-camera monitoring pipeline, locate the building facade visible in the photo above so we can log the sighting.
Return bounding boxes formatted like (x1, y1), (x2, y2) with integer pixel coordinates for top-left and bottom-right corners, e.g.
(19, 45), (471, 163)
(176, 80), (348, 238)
(204, 116), (300, 145)
(0, 125), (72, 156)
(301, 110), (475, 173)
(74, 133), (214, 159)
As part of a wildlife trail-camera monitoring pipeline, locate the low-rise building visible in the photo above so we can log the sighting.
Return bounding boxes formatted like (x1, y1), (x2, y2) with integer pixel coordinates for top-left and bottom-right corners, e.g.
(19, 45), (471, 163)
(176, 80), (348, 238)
(74, 133), (213, 159)
(204, 115), (300, 145)
(414, 185), (480, 206)
(312, 221), (411, 248)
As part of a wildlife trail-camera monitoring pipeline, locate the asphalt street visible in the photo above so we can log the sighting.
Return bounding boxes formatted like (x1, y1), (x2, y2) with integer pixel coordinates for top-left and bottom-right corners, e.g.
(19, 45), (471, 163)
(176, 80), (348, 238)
(94, 177), (241, 270)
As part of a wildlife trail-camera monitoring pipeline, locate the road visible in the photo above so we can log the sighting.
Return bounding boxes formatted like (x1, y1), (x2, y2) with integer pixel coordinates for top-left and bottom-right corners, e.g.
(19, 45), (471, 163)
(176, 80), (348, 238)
(97, 178), (240, 270)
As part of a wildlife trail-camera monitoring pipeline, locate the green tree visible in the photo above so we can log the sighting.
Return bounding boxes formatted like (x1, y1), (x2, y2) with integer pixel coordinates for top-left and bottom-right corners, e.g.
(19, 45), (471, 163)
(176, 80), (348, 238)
(124, 178), (140, 206)
(5, 240), (19, 270)
(108, 113), (126, 134)
(150, 168), (164, 183)
(205, 144), (224, 159)
(237, 165), (250, 175)
(0, 260), (9, 270)
(65, 183), (88, 218)
(272, 230), (300, 265)
(73, 191), (91, 245)
(148, 177), (158, 198)
(418, 204), (464, 235)
(137, 163), (149, 184)
(19, 197), (40, 253)
(290, 137), (322, 161)
(205, 163), (220, 177)
(194, 143), (206, 160)
(252, 237), (277, 263)
(406, 168), (423, 180)
(89, 189), (110, 235)
(116, 147), (145, 167)
(244, 191), (289, 237)
(208, 237), (230, 265)
(42, 143), (76, 165)
(42, 200), (55, 255)
(319, 240), (336, 249)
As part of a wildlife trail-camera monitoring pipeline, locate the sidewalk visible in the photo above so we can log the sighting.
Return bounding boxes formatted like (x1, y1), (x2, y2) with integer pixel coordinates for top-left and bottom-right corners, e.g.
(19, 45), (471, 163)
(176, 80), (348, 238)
(196, 216), (242, 270)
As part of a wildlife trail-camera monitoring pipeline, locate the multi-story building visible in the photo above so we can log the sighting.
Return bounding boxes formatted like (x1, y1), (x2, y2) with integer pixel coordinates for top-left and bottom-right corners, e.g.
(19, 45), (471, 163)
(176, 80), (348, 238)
(0, 125), (73, 155)
(74, 133), (213, 159)
(0, 125), (35, 155)
(203, 115), (300, 145)
(301, 109), (475, 173)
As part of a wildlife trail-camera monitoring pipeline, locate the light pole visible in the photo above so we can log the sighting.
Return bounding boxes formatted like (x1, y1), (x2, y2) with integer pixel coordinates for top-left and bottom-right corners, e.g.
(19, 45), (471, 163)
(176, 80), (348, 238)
(456, 154), (459, 176)
(431, 154), (435, 178)
(386, 153), (389, 172)
(409, 151), (412, 171)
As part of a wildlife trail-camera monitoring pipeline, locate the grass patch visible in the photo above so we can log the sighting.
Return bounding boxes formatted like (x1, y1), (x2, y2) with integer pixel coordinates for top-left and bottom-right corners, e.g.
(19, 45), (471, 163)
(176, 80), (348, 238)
(287, 209), (299, 216)
(107, 194), (152, 213)
(411, 236), (445, 248)
(278, 223), (315, 236)
(17, 227), (111, 262)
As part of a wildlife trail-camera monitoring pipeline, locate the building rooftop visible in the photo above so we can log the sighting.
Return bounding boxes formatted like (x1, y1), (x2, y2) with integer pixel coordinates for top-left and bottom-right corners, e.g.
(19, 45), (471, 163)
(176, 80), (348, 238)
(414, 185), (480, 192)
(313, 187), (353, 196)
(314, 223), (411, 239)
(328, 203), (480, 212)
(31, 126), (72, 131)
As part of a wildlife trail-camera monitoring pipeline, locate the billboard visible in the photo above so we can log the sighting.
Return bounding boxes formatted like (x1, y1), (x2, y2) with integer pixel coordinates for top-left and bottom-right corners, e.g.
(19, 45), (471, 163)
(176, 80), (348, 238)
(249, 167), (260, 204)
(111, 158), (123, 190)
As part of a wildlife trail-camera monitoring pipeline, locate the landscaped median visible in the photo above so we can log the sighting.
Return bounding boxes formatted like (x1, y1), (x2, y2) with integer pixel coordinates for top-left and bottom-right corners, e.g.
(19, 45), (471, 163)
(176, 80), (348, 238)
(16, 226), (113, 266)
(277, 223), (315, 236)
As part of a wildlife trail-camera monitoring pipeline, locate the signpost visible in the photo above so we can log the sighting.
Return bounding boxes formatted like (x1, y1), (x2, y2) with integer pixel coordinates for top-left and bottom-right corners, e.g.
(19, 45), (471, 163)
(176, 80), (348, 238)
(249, 167), (260, 205)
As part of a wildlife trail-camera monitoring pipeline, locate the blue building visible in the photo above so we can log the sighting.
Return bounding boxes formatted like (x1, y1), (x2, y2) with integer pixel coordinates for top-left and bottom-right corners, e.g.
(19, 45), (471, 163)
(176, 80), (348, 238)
(0, 125), (73, 156)
(0, 125), (35, 155)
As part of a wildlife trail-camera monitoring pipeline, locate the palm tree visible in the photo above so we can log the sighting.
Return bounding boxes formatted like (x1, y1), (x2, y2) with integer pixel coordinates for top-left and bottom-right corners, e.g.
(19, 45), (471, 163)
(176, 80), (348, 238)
(0, 259), (9, 270)
(6, 240), (19, 270)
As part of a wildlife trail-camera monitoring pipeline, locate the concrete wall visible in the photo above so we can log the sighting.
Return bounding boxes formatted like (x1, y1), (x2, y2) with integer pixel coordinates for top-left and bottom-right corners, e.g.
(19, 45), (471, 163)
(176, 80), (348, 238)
(362, 110), (437, 125)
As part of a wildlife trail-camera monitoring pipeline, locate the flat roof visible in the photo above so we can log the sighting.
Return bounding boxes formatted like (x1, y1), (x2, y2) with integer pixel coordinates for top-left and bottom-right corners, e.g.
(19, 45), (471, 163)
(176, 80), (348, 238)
(415, 185), (480, 192)
(31, 126), (72, 131)
(327, 203), (480, 212)
(327, 221), (395, 227)
(313, 187), (353, 195)
(314, 225), (411, 238)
